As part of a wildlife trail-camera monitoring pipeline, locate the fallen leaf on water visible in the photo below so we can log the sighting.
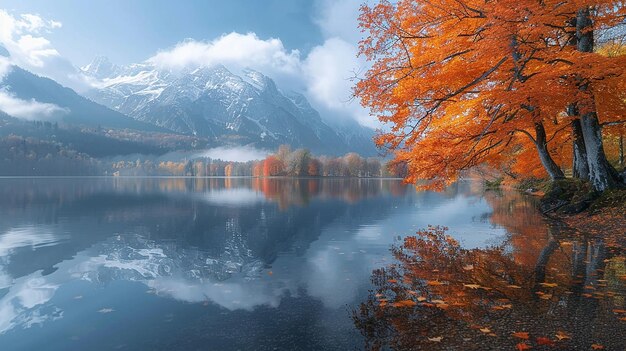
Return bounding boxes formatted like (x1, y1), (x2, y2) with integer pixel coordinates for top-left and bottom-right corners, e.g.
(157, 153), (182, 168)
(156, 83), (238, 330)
(591, 344), (604, 350)
(388, 279), (397, 283)
(539, 282), (558, 288)
(463, 264), (474, 271)
(536, 337), (555, 346)
(555, 331), (570, 340)
(613, 309), (626, 314)
(511, 332), (529, 340)
(516, 342), (532, 350)
(417, 296), (427, 302)
(539, 294), (553, 300)
(431, 299), (446, 304)
(507, 285), (522, 289)
(463, 283), (481, 289)
(428, 336), (443, 342)
(479, 327), (491, 333)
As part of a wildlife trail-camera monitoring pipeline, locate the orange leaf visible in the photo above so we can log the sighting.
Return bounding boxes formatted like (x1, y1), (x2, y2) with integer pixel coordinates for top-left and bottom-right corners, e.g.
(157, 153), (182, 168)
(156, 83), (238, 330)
(516, 342), (532, 350)
(536, 337), (555, 346)
(555, 331), (570, 341)
(427, 280), (444, 286)
(392, 299), (417, 307)
(512, 332), (529, 340)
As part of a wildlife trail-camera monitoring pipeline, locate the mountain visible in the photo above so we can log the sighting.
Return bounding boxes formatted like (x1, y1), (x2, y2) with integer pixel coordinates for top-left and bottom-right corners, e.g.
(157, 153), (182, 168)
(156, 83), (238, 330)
(1, 65), (162, 131)
(84, 59), (376, 155)
(81, 55), (122, 79)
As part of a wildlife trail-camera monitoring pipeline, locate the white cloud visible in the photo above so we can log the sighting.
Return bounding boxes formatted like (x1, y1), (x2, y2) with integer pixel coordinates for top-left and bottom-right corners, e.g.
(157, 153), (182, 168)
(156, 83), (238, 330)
(0, 10), (91, 92)
(0, 11), (61, 67)
(148, 32), (301, 75)
(0, 91), (68, 121)
(314, 0), (364, 45)
(0, 56), (11, 77)
(297, 0), (376, 128)
(302, 37), (374, 128)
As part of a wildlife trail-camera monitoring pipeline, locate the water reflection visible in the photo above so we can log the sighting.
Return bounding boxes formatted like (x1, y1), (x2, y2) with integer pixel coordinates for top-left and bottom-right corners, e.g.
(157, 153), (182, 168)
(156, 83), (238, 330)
(0, 178), (518, 350)
(353, 191), (626, 351)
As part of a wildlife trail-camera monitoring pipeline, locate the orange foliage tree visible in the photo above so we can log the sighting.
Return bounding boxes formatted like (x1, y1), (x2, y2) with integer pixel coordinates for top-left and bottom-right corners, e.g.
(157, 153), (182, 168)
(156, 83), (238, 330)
(263, 155), (285, 176)
(224, 163), (234, 177)
(357, 0), (626, 190)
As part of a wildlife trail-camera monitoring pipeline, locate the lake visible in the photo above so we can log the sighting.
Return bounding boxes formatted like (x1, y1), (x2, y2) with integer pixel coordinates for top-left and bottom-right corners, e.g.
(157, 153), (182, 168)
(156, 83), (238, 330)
(0, 178), (623, 350)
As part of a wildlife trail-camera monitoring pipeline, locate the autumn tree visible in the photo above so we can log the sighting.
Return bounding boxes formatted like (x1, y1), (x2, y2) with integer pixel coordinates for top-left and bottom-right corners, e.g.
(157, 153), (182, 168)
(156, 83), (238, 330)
(224, 163), (234, 177)
(357, 0), (626, 190)
(263, 155), (284, 176)
(276, 144), (292, 164)
(285, 148), (311, 176)
(308, 158), (321, 176)
(344, 152), (365, 177)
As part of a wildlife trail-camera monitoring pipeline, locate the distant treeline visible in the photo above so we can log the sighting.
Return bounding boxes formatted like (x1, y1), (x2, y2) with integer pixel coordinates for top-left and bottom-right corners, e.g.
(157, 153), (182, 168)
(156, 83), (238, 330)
(111, 145), (408, 178)
(0, 118), (404, 178)
(0, 134), (99, 175)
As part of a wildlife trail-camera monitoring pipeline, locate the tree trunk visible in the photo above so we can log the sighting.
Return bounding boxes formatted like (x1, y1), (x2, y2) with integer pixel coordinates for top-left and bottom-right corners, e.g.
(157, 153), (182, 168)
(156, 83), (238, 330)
(534, 122), (565, 180)
(568, 105), (590, 180)
(575, 8), (619, 191)
(580, 111), (620, 190)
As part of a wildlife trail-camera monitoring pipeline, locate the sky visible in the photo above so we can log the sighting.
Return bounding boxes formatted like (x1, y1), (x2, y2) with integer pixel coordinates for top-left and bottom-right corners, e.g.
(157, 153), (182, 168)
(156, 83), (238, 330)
(0, 0), (376, 127)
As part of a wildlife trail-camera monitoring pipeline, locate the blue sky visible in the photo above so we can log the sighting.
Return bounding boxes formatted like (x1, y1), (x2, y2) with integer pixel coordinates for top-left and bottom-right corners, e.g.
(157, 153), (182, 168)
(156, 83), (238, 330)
(0, 0), (376, 127)
(0, 0), (325, 66)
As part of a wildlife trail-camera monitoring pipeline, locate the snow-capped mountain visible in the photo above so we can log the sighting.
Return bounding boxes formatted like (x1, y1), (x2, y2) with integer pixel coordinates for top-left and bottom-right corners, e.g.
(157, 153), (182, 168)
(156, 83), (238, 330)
(81, 56), (122, 80)
(0, 65), (160, 131)
(84, 58), (376, 155)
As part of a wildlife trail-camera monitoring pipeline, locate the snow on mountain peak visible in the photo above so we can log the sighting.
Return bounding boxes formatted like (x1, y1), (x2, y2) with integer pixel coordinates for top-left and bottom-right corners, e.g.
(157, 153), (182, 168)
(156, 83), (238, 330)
(83, 61), (376, 155)
(82, 56), (120, 79)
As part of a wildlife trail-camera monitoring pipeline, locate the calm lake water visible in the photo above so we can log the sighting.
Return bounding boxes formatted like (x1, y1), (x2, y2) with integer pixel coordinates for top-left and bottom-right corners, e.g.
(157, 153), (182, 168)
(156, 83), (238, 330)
(0, 178), (623, 350)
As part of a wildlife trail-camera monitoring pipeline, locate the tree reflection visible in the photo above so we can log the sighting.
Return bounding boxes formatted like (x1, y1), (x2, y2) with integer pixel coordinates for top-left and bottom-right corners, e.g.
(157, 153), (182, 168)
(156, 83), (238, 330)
(354, 209), (626, 350)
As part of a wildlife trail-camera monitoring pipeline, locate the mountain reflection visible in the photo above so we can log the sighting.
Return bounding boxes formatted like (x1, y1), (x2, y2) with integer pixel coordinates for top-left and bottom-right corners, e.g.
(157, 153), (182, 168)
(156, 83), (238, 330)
(0, 178), (519, 349)
(353, 191), (626, 351)
(0, 178), (415, 335)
